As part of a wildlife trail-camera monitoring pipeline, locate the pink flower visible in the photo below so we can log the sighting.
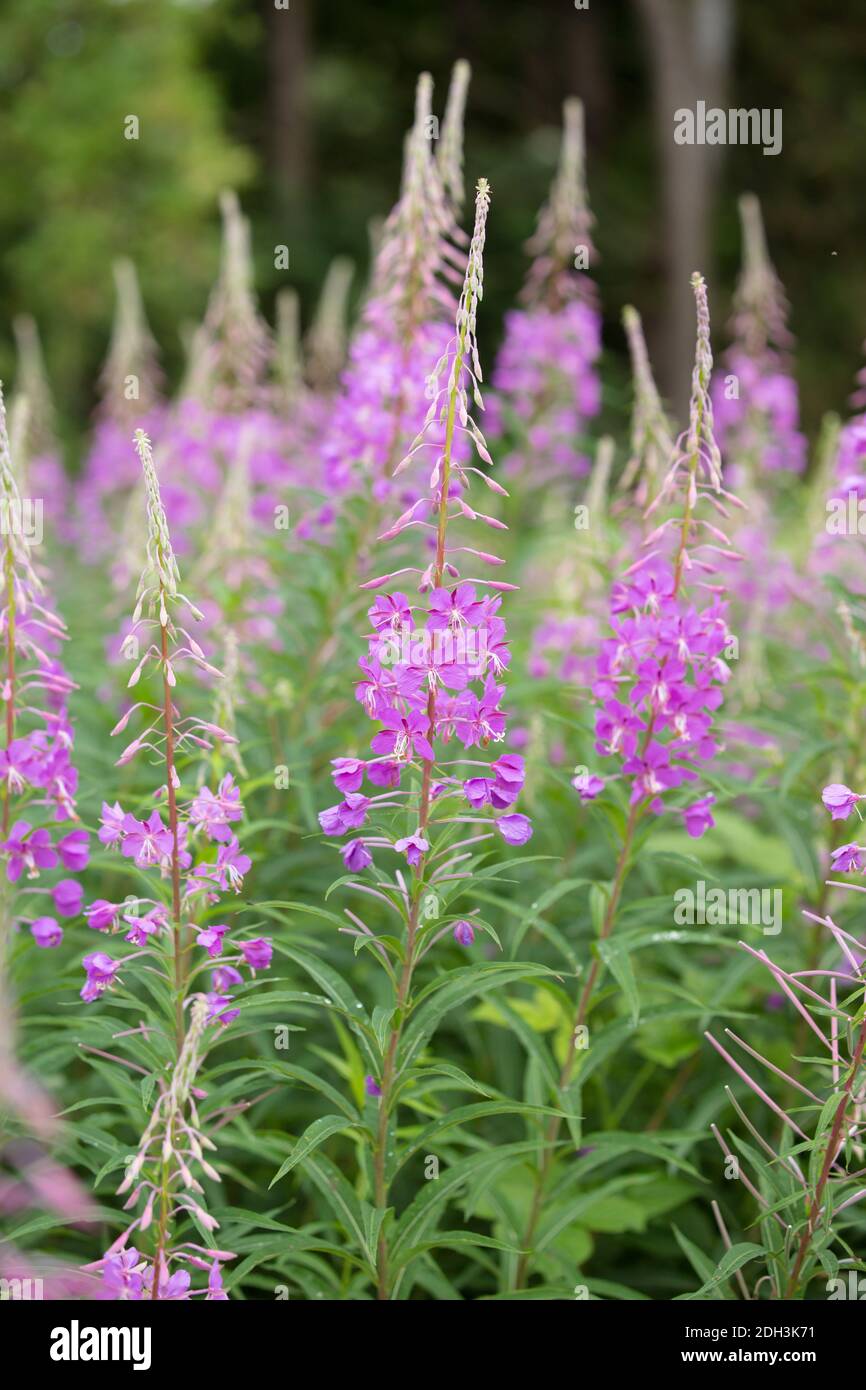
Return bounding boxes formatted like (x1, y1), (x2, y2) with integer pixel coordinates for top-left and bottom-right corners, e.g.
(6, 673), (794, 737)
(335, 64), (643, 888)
(240, 938), (273, 971)
(205, 993), (240, 1027)
(81, 952), (122, 1002)
(427, 582), (486, 630)
(682, 794), (716, 839)
(57, 828), (90, 871)
(98, 801), (127, 847)
(31, 916), (63, 948)
(453, 920), (475, 947)
(490, 753), (525, 808)
(51, 878), (84, 917)
(123, 907), (166, 946)
(822, 784), (862, 821)
(190, 774), (243, 843)
(121, 810), (172, 867)
(367, 760), (401, 788)
(496, 813), (533, 845)
(193, 837), (251, 893)
(197, 923), (230, 958)
(86, 899), (120, 932)
(831, 843), (863, 874)
(212, 964), (243, 991)
(572, 771), (605, 803)
(342, 839), (372, 873)
(331, 758), (366, 793)
(4, 822), (58, 883)
(371, 708), (435, 762)
(394, 830), (429, 866)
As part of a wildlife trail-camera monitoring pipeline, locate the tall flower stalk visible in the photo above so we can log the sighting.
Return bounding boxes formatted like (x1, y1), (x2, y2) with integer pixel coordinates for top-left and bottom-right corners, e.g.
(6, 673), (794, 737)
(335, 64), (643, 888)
(81, 430), (271, 1300)
(318, 181), (536, 1299)
(712, 194), (806, 479)
(514, 273), (741, 1288)
(488, 97), (601, 485)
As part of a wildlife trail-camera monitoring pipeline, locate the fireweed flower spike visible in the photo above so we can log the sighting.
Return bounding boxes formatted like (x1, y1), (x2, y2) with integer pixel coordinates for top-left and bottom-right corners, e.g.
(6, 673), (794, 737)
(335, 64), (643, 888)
(82, 432), (269, 1300)
(712, 194), (806, 479)
(435, 59), (471, 217)
(76, 258), (164, 563)
(186, 190), (273, 413)
(488, 97), (601, 484)
(319, 181), (533, 1299)
(82, 431), (265, 1045)
(0, 383), (86, 958)
(514, 273), (741, 1289)
(320, 71), (465, 492)
(10, 315), (68, 530)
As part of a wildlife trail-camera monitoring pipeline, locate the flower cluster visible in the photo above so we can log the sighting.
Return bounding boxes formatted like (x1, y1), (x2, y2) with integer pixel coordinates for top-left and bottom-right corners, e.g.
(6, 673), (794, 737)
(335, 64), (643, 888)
(712, 195), (806, 478)
(319, 69), (466, 495)
(488, 98), (601, 483)
(589, 275), (740, 834)
(0, 384), (88, 949)
(320, 180), (533, 888)
(80, 431), (267, 1028)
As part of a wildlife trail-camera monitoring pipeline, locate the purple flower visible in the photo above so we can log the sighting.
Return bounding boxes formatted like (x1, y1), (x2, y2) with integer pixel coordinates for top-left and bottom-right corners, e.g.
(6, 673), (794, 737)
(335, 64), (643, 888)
(831, 843), (863, 874)
(371, 708), (434, 762)
(496, 813), (533, 846)
(101, 1248), (144, 1300)
(572, 771), (605, 803)
(193, 837), (251, 893)
(52, 878), (84, 917)
(0, 738), (37, 795)
(81, 952), (122, 1003)
(369, 592), (412, 633)
(453, 920), (475, 947)
(98, 801), (127, 847)
(463, 777), (492, 809)
(144, 1268), (191, 1301)
(367, 760), (401, 788)
(57, 828), (90, 871)
(123, 908), (166, 946)
(206, 1261), (228, 1302)
(31, 916), (63, 948)
(121, 810), (173, 868)
(197, 923), (230, 958)
(318, 793), (370, 836)
(190, 774), (243, 843)
(342, 839), (372, 873)
(212, 964), (243, 991)
(4, 821), (58, 883)
(331, 757), (366, 793)
(240, 937), (273, 972)
(490, 753), (525, 808)
(427, 582), (487, 631)
(822, 784), (862, 821)
(205, 993), (240, 1027)
(682, 794), (716, 840)
(365, 1075), (383, 1098)
(85, 899), (120, 932)
(394, 830), (430, 866)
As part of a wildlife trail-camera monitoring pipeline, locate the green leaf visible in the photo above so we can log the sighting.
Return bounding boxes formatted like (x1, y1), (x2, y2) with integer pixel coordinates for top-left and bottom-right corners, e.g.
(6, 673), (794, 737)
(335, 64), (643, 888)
(269, 1115), (356, 1188)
